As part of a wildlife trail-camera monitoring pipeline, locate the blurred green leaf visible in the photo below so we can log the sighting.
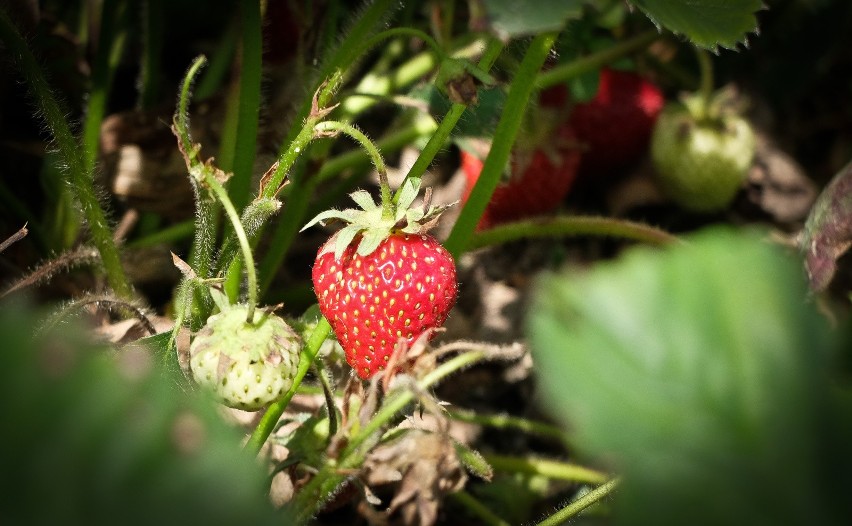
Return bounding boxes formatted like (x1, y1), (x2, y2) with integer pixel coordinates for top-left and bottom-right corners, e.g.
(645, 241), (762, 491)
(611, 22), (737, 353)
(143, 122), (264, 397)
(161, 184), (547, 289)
(528, 228), (842, 525)
(135, 330), (185, 384)
(409, 83), (506, 139)
(629, 0), (762, 50)
(0, 300), (291, 525)
(480, 0), (584, 39)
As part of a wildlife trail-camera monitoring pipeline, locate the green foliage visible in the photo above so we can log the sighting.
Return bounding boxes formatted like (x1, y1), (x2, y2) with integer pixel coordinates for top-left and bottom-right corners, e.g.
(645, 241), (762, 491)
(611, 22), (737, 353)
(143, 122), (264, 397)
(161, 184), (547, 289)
(528, 228), (850, 525)
(629, 0), (762, 50)
(0, 300), (290, 525)
(410, 83), (506, 139)
(481, 0), (584, 39)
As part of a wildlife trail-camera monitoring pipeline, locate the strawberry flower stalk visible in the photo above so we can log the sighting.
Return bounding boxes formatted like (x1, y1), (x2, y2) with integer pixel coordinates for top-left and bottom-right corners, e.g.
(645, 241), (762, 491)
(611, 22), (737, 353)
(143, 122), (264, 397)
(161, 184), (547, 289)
(302, 124), (458, 379)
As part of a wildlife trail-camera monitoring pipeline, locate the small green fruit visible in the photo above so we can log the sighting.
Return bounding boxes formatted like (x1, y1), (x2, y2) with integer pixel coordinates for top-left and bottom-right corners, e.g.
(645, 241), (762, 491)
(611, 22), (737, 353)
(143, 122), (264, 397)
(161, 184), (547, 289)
(651, 93), (756, 212)
(189, 306), (301, 411)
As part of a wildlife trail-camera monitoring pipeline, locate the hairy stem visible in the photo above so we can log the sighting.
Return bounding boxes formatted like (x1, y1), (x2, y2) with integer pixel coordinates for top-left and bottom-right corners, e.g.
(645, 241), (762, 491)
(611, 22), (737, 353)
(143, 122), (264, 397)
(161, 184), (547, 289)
(204, 175), (257, 322)
(468, 216), (681, 249)
(535, 30), (660, 89)
(444, 32), (559, 258)
(292, 349), (489, 521)
(245, 316), (332, 455)
(314, 121), (388, 180)
(536, 478), (621, 526)
(484, 454), (609, 485)
(174, 56), (218, 330)
(176, 56), (207, 155)
(392, 37), (504, 204)
(0, 9), (132, 298)
(228, 0), (263, 211)
(314, 120), (391, 214)
(260, 71), (344, 200)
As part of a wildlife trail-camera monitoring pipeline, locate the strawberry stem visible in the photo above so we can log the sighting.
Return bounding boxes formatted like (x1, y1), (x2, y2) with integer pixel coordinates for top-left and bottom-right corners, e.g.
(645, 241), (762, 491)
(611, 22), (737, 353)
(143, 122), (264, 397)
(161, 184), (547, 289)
(0, 9), (133, 299)
(444, 31), (559, 258)
(536, 478), (621, 526)
(312, 120), (393, 217)
(392, 36), (505, 205)
(291, 348), (490, 521)
(694, 47), (715, 121)
(176, 56), (207, 159)
(204, 173), (258, 323)
(468, 215), (682, 249)
(484, 454), (608, 484)
(172, 55), (221, 332)
(245, 316), (332, 455)
(535, 30), (660, 89)
(260, 71), (344, 200)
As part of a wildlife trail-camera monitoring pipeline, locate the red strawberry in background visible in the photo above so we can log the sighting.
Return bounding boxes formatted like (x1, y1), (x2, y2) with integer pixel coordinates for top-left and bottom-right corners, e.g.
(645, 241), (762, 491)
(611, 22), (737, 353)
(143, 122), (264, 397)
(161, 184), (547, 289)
(460, 122), (582, 231)
(303, 178), (457, 380)
(568, 68), (664, 178)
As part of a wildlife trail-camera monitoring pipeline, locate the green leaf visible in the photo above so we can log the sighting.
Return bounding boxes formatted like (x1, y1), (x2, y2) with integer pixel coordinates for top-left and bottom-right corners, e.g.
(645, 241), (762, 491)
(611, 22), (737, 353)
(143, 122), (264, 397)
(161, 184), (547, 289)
(629, 0), (762, 50)
(409, 84), (506, 139)
(135, 330), (185, 385)
(0, 300), (290, 524)
(480, 0), (584, 39)
(528, 228), (837, 525)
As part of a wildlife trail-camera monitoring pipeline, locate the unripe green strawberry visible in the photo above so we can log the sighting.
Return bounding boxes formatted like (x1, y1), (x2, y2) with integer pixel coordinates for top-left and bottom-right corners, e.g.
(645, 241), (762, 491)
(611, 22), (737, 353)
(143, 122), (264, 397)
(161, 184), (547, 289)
(651, 92), (756, 212)
(189, 305), (301, 411)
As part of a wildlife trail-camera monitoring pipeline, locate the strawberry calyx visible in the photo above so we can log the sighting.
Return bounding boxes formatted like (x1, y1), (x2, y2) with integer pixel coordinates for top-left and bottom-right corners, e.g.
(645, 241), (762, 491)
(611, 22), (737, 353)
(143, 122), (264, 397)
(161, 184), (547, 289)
(301, 177), (453, 261)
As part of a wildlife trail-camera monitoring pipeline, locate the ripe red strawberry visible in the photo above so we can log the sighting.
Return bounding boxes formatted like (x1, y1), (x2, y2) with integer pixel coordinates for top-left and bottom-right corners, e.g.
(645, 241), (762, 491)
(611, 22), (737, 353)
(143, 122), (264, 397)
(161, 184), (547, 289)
(568, 68), (664, 178)
(312, 233), (457, 378)
(303, 178), (457, 379)
(460, 122), (582, 230)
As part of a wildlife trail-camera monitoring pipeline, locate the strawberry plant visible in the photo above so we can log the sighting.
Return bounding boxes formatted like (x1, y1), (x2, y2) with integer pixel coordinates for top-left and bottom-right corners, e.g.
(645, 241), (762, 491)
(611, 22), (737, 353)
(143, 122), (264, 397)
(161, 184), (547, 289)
(2, 1), (852, 525)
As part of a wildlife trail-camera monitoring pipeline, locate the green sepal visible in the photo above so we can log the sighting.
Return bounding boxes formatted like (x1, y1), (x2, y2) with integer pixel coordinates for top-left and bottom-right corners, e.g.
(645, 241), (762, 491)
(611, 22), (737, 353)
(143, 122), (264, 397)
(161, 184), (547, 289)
(300, 208), (361, 231)
(334, 224), (363, 260)
(209, 286), (231, 313)
(396, 177), (421, 211)
(453, 440), (494, 481)
(303, 173), (453, 261)
(349, 189), (377, 211)
(356, 230), (387, 257)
